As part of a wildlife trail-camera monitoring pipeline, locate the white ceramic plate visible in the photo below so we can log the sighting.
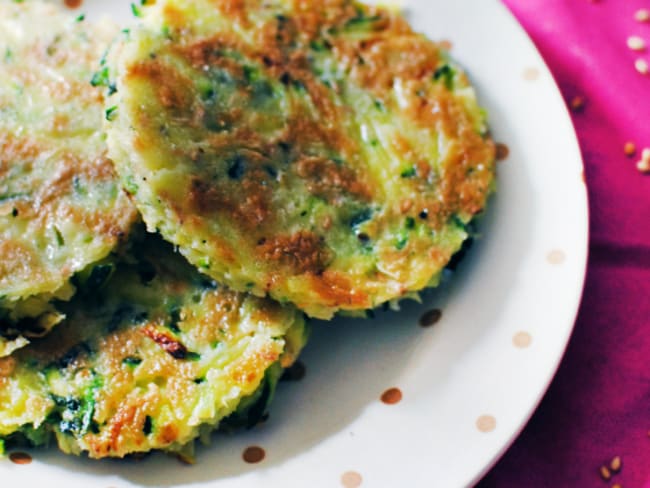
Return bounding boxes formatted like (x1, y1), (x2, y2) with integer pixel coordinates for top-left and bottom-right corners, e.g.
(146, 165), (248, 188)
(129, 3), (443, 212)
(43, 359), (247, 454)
(2, 0), (588, 486)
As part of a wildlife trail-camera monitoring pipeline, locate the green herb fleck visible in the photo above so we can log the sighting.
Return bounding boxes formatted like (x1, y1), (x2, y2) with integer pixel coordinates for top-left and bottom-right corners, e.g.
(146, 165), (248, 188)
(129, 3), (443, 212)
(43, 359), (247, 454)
(345, 14), (382, 28)
(396, 233), (409, 250)
(123, 356), (142, 367)
(55, 374), (102, 437)
(400, 167), (416, 178)
(310, 39), (331, 52)
(0, 192), (28, 203)
(405, 217), (416, 229)
(433, 64), (454, 90)
(72, 175), (86, 196)
(91, 67), (117, 95)
(53, 226), (65, 247)
(185, 352), (201, 362)
(165, 307), (181, 333)
(105, 106), (118, 121)
(143, 415), (153, 435)
(349, 208), (373, 228)
(124, 175), (139, 195)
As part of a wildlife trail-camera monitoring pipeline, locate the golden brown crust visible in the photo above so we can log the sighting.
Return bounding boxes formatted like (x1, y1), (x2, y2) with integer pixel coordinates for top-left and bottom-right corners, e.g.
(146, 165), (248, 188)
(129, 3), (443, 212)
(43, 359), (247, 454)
(0, 2), (137, 327)
(128, 60), (194, 111)
(0, 234), (307, 458)
(0, 241), (41, 286)
(339, 24), (441, 96)
(308, 270), (371, 308)
(107, 0), (496, 317)
(188, 174), (271, 230)
(257, 231), (331, 275)
(295, 156), (371, 203)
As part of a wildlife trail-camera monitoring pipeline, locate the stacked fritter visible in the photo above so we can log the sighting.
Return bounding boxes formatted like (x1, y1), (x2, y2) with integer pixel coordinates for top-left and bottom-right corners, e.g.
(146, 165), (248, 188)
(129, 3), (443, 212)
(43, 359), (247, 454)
(0, 0), (495, 460)
(0, 1), (307, 460)
(0, 2), (137, 355)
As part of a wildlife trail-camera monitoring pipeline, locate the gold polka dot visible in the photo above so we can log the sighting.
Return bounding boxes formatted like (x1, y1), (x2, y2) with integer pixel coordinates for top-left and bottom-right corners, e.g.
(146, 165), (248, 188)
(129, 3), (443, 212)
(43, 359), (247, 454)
(547, 249), (566, 265)
(476, 415), (497, 433)
(63, 0), (83, 8)
(381, 387), (403, 405)
(341, 471), (363, 488)
(495, 142), (510, 161)
(419, 308), (442, 327)
(523, 67), (540, 81)
(9, 452), (32, 465)
(242, 446), (265, 464)
(513, 331), (532, 349)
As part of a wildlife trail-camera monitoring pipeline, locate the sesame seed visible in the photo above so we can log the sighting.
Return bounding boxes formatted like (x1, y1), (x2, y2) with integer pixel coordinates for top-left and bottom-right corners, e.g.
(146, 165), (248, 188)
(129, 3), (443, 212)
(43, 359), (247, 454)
(599, 465), (612, 480)
(642, 148), (650, 161)
(627, 36), (646, 51)
(637, 159), (650, 174)
(610, 456), (622, 473)
(635, 9), (650, 22)
(624, 142), (636, 157)
(635, 58), (649, 75)
(570, 96), (585, 112)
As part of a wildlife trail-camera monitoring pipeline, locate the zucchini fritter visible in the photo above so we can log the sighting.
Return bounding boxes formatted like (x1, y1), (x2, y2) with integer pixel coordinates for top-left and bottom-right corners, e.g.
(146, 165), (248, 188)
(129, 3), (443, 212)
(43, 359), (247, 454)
(106, 0), (496, 319)
(0, 233), (307, 459)
(0, 1), (137, 354)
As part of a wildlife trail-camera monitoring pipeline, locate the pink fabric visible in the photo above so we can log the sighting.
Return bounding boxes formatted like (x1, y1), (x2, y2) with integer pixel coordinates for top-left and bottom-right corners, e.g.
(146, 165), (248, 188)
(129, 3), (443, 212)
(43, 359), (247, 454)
(479, 1), (650, 486)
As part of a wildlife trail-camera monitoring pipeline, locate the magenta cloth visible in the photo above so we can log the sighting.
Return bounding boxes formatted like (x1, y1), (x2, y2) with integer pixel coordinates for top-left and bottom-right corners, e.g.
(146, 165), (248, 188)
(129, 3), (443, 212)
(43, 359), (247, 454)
(479, 1), (650, 486)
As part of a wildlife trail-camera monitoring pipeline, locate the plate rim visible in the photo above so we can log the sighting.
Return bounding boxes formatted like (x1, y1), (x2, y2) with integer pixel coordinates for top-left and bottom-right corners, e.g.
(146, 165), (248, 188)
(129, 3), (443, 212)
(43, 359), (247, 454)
(0, 1), (591, 486)
(467, 1), (590, 484)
